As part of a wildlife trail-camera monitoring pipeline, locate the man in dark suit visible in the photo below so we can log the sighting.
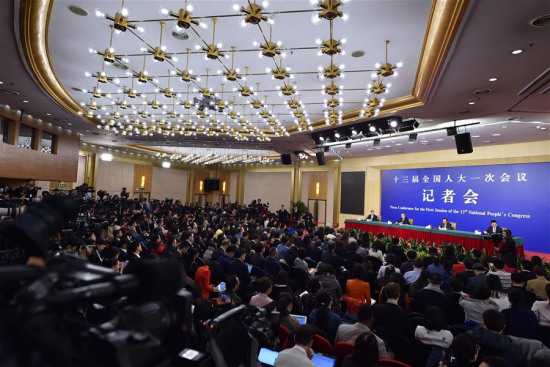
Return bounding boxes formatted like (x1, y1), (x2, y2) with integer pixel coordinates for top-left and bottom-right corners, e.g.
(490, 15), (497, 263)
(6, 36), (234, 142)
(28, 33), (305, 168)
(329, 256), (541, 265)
(396, 213), (410, 225)
(456, 257), (476, 286)
(228, 248), (253, 302)
(87, 243), (106, 266)
(484, 220), (503, 246)
(220, 244), (236, 275)
(387, 237), (406, 263)
(372, 282), (412, 362)
(510, 272), (536, 308)
(251, 242), (266, 269)
(373, 282), (410, 335)
(264, 247), (282, 280)
(439, 218), (453, 230)
(366, 210), (378, 221)
(446, 277), (466, 325)
(466, 263), (487, 293)
(277, 205), (290, 226)
(292, 206), (300, 221)
(412, 272), (451, 314)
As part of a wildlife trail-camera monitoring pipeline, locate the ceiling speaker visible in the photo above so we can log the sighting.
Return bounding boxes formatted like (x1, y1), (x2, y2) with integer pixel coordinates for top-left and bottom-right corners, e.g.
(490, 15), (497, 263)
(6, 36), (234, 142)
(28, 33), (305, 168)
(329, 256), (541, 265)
(455, 132), (473, 154)
(316, 152), (326, 166)
(281, 153), (292, 165)
(447, 127), (457, 136)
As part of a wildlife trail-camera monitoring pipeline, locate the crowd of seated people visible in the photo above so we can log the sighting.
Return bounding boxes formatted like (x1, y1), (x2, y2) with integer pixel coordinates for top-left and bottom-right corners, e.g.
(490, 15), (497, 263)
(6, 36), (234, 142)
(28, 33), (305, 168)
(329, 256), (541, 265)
(4, 192), (550, 367)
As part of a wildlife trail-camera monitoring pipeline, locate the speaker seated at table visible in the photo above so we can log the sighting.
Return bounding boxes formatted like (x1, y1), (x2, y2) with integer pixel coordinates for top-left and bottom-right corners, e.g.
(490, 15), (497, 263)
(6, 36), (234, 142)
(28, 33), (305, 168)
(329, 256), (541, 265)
(396, 214), (410, 225)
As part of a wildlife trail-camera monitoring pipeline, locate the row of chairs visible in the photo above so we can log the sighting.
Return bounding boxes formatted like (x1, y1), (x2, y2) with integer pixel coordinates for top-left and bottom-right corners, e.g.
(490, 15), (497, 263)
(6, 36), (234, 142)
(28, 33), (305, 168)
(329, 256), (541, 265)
(279, 325), (411, 367)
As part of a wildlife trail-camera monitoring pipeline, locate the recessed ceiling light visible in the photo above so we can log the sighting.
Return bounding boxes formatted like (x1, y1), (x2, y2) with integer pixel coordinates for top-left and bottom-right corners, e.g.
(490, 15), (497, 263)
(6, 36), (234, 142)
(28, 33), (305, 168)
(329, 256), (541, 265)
(435, 138), (444, 141)
(351, 50), (365, 58)
(489, 77), (497, 82)
(68, 5), (88, 16)
(491, 133), (501, 136)
(0, 81), (3, 84)
(468, 102), (475, 105)
(502, 126), (507, 128)
(22, 100), (29, 103)
(46, 113), (51, 116)
(483, 140), (493, 143)
(511, 49), (523, 55)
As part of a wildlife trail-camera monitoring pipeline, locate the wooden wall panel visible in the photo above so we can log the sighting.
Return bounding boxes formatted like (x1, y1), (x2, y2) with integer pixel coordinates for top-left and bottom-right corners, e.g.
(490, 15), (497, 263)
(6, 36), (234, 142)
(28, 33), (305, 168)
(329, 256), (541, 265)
(133, 165), (153, 192)
(0, 107), (79, 181)
(219, 171), (231, 196)
(307, 171), (327, 200)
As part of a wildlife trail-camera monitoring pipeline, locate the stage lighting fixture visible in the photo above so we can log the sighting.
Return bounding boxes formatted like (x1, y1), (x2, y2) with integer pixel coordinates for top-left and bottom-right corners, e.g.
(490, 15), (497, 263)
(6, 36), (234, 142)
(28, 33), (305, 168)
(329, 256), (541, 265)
(294, 150), (310, 160)
(409, 133), (418, 141)
(399, 119), (420, 132)
(334, 131), (340, 138)
(373, 139), (381, 146)
(369, 125), (376, 132)
(345, 142), (352, 148)
(389, 119), (398, 128)
(351, 128), (358, 135)
(447, 127), (457, 136)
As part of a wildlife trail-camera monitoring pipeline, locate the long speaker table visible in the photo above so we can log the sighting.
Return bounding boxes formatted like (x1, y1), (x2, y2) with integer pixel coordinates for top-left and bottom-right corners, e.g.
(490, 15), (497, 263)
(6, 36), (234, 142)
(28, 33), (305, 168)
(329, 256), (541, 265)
(344, 220), (524, 255)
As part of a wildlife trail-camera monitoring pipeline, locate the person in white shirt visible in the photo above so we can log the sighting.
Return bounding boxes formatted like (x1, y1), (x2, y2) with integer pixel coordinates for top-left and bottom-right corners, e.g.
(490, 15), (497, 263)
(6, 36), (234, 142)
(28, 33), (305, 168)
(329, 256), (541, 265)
(275, 325), (315, 367)
(415, 306), (453, 348)
(335, 304), (389, 358)
(531, 283), (550, 327)
(487, 274), (510, 311)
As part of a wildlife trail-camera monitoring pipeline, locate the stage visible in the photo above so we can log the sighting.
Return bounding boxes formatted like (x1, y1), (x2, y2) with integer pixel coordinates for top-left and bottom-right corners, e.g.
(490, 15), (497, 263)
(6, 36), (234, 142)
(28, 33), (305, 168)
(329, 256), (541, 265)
(345, 219), (525, 257)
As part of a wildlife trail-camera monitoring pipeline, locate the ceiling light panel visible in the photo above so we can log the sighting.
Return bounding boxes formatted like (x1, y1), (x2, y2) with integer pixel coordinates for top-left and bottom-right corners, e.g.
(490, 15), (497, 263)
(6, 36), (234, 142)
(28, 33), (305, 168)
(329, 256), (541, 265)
(50, 0), (429, 145)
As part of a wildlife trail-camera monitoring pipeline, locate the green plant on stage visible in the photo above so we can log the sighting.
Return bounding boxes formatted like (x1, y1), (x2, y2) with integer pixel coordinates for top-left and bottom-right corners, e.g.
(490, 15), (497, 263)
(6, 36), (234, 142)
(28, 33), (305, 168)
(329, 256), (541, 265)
(480, 249), (488, 265)
(516, 254), (525, 271)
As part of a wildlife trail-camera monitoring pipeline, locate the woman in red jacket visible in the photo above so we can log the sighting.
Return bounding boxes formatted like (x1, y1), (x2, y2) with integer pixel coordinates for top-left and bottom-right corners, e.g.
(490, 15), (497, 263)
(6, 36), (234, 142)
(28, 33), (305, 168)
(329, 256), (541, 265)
(345, 264), (371, 314)
(194, 260), (214, 299)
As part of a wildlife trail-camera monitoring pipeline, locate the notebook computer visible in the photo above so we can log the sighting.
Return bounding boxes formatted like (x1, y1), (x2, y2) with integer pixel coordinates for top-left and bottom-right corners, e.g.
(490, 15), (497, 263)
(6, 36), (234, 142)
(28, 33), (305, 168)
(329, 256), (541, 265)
(258, 348), (278, 366)
(290, 314), (307, 325)
(258, 348), (336, 367)
(312, 353), (336, 367)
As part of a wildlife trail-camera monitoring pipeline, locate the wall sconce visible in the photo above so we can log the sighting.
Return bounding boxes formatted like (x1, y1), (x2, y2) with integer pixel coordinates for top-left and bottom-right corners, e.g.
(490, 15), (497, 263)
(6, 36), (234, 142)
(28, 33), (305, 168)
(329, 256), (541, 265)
(199, 180), (203, 192)
(316, 182), (320, 196)
(140, 175), (145, 187)
(222, 181), (226, 193)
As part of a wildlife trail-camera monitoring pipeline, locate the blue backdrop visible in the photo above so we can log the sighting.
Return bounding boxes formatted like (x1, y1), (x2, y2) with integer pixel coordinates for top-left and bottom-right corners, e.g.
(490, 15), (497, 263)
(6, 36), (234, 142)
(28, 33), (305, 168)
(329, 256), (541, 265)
(380, 162), (550, 253)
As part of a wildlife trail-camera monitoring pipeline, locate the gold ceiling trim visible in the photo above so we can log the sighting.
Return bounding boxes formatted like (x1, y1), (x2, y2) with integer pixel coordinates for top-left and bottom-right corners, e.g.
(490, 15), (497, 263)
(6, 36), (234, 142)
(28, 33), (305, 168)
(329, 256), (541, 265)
(21, 0), (470, 144)
(289, 0), (470, 133)
(19, 0), (97, 126)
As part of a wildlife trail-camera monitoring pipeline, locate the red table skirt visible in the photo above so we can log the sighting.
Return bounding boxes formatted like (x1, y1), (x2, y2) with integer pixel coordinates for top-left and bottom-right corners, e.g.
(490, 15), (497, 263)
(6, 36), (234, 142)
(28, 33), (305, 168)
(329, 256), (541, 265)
(345, 221), (511, 254)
